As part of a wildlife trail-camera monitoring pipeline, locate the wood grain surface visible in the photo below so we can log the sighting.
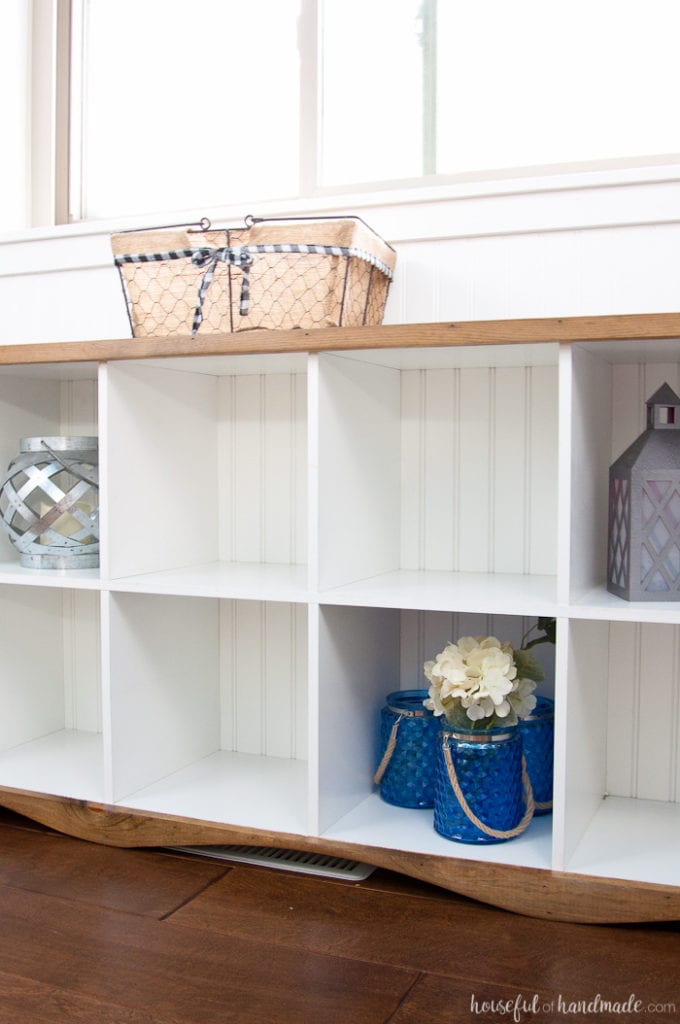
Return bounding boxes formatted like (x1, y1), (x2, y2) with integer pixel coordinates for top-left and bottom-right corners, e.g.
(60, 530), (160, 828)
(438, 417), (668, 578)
(2, 312), (680, 365)
(0, 810), (678, 1024)
(1, 788), (679, 925)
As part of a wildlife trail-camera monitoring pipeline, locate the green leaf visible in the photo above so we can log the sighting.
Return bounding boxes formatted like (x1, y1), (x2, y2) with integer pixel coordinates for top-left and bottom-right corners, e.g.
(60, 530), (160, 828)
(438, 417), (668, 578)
(514, 647), (545, 683)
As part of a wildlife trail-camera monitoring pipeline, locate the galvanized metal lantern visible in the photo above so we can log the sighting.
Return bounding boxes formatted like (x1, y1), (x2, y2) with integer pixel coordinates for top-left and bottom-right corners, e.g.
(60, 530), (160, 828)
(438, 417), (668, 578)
(608, 384), (680, 600)
(0, 436), (99, 569)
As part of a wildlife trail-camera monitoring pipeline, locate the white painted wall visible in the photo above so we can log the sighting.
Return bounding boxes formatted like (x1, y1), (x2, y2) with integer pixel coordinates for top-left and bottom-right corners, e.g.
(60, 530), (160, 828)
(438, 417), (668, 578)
(2, 167), (680, 345)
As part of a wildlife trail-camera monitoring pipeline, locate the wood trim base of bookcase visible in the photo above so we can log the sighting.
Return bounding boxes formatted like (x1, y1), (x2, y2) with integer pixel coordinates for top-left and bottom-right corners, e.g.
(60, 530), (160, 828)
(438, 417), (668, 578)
(1, 786), (678, 926)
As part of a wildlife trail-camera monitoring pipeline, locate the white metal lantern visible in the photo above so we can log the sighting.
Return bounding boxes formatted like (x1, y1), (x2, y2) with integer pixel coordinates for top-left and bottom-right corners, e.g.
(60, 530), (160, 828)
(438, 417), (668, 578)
(607, 384), (680, 600)
(0, 436), (99, 569)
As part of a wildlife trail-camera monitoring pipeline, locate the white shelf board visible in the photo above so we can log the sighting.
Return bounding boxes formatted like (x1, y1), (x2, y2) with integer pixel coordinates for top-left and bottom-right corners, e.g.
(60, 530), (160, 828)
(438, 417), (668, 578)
(570, 584), (680, 624)
(108, 561), (309, 603)
(0, 561), (101, 590)
(119, 749), (309, 835)
(332, 343), (558, 371)
(576, 338), (680, 364)
(322, 793), (553, 870)
(566, 795), (680, 887)
(319, 569), (557, 615)
(0, 361), (99, 381)
(138, 352), (308, 376)
(0, 730), (105, 802)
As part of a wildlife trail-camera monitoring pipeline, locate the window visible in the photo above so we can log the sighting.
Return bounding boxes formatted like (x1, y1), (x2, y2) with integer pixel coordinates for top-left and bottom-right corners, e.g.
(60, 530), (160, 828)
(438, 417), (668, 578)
(73, 0), (301, 221)
(3, 0), (680, 231)
(435, 0), (680, 177)
(0, 2), (30, 231)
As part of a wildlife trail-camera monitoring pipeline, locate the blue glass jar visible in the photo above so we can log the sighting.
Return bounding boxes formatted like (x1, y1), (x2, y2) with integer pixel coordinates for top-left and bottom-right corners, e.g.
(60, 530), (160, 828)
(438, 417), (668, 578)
(434, 722), (533, 843)
(374, 689), (438, 808)
(519, 695), (554, 815)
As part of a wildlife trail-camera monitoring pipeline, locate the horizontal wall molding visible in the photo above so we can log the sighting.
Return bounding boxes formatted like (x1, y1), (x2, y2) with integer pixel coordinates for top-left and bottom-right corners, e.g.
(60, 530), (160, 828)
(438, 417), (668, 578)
(4, 170), (680, 280)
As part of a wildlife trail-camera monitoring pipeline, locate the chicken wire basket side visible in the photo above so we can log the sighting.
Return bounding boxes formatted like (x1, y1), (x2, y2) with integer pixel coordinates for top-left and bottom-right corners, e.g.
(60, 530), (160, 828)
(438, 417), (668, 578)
(111, 216), (396, 339)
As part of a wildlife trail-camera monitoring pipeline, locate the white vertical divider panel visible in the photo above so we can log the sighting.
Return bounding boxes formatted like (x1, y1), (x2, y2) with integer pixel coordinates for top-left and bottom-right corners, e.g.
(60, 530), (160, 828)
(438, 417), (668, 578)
(550, 616), (569, 870)
(561, 618), (609, 867)
(59, 378), (100, 732)
(556, 345), (573, 605)
(0, 585), (64, 750)
(317, 604), (400, 834)
(104, 363), (218, 578)
(317, 355), (400, 589)
(0, 374), (61, 562)
(109, 592), (220, 802)
(218, 599), (308, 760)
(100, 590), (113, 804)
(307, 601), (320, 834)
(568, 345), (612, 597)
(307, 354), (319, 592)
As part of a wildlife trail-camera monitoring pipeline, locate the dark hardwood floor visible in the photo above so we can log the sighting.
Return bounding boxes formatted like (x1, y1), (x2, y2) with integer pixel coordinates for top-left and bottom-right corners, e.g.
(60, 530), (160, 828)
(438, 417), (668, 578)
(0, 809), (678, 1024)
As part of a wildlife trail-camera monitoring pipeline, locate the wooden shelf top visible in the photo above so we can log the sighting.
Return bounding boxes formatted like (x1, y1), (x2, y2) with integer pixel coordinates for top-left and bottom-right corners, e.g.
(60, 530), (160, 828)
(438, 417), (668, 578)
(1, 312), (680, 366)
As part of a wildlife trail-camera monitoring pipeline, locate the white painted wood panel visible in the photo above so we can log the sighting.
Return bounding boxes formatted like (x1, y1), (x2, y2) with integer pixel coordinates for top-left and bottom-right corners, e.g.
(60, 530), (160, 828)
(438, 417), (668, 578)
(0, 374), (62, 562)
(218, 372), (306, 565)
(104, 362), (218, 578)
(400, 364), (557, 575)
(317, 354), (401, 590)
(561, 618), (609, 866)
(0, 584), (65, 750)
(109, 592), (220, 801)
(317, 604), (400, 833)
(607, 621), (680, 804)
(568, 345), (612, 598)
(62, 590), (101, 733)
(219, 599), (307, 760)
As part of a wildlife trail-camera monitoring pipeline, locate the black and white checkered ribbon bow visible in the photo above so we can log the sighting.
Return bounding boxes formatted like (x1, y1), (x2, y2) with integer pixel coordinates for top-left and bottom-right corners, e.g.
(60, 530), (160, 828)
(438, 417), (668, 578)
(191, 247), (253, 334)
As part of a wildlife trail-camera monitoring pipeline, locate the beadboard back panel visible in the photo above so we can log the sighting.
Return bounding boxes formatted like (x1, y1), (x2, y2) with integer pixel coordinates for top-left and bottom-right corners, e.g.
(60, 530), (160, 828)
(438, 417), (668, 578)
(218, 372), (307, 565)
(607, 621), (680, 804)
(400, 364), (558, 575)
(0, 374), (62, 562)
(611, 359), (680, 462)
(399, 610), (556, 700)
(219, 599), (308, 760)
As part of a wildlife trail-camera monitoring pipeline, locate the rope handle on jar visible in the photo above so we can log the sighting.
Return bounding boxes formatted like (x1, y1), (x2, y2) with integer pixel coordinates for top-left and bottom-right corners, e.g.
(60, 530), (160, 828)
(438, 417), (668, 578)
(373, 714), (404, 785)
(442, 734), (535, 840)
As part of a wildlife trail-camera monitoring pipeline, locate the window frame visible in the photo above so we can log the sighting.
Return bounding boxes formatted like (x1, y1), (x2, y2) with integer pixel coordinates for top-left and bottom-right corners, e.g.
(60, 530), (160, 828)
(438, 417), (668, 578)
(26, 0), (680, 234)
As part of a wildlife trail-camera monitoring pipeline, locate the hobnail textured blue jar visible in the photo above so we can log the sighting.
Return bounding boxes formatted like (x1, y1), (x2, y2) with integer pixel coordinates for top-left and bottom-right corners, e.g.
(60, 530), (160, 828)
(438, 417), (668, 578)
(434, 722), (530, 843)
(374, 689), (438, 808)
(519, 695), (554, 815)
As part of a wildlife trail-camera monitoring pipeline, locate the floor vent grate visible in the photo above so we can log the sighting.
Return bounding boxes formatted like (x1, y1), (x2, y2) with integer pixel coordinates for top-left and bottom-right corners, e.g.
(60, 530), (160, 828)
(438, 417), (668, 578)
(169, 844), (376, 881)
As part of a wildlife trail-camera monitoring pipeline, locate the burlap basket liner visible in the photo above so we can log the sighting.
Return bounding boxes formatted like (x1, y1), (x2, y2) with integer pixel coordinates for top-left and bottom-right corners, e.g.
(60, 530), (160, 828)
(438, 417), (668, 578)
(111, 217), (396, 338)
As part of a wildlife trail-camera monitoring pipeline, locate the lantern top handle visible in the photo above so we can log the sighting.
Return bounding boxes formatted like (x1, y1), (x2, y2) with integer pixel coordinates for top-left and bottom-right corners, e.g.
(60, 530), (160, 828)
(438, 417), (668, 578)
(647, 382), (680, 430)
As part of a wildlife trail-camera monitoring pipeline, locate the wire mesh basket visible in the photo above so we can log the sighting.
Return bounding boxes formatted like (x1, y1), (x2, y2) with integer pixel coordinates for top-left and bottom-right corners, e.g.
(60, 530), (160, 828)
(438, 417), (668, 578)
(111, 215), (396, 338)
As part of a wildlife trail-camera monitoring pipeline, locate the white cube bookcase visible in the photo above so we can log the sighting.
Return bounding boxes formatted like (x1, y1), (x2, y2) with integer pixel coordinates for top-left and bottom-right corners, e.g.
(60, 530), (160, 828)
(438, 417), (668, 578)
(1, 317), (679, 923)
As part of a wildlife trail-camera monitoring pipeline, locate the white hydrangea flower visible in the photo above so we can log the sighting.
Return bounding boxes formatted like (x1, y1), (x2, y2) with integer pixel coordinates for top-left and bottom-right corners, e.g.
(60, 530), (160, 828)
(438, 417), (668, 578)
(423, 633), (539, 728)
